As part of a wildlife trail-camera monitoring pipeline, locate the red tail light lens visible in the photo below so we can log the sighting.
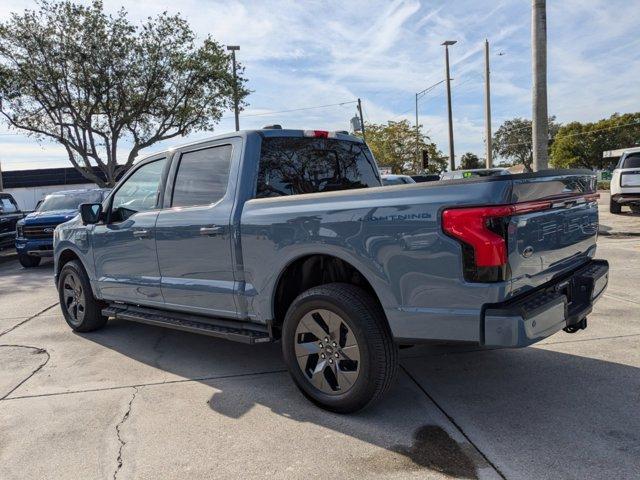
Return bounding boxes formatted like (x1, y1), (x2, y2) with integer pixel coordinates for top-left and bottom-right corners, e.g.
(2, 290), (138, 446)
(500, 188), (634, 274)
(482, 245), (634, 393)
(442, 201), (552, 281)
(442, 206), (512, 267)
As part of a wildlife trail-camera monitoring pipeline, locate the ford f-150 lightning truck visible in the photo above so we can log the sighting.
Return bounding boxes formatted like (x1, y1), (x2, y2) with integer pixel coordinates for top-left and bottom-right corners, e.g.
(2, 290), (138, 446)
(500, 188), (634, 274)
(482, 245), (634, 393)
(53, 128), (609, 412)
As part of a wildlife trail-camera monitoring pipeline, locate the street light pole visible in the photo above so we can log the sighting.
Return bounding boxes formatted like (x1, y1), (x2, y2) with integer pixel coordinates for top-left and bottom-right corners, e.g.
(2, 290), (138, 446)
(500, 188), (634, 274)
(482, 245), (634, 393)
(442, 40), (457, 171)
(414, 79), (447, 169)
(531, 0), (548, 171)
(484, 39), (493, 168)
(227, 45), (241, 132)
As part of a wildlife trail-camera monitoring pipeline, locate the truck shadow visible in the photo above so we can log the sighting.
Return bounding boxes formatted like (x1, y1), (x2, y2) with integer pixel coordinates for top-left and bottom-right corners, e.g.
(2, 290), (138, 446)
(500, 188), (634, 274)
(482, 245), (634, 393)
(84, 320), (640, 478)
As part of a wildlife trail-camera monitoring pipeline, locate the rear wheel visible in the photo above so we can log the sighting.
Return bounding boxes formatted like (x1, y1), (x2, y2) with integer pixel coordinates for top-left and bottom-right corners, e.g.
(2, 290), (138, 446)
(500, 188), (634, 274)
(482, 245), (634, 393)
(610, 198), (622, 214)
(282, 283), (398, 413)
(58, 260), (107, 332)
(18, 253), (41, 268)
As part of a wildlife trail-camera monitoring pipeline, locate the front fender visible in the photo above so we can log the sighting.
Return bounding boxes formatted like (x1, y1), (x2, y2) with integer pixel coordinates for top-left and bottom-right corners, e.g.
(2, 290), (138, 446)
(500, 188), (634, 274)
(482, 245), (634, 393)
(54, 223), (99, 298)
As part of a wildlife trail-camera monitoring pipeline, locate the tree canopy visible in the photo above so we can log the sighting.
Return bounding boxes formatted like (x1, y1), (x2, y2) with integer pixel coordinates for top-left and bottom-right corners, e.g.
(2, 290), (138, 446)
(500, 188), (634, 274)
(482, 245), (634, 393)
(358, 120), (446, 174)
(459, 152), (482, 170)
(550, 113), (640, 169)
(0, 0), (248, 186)
(492, 117), (559, 172)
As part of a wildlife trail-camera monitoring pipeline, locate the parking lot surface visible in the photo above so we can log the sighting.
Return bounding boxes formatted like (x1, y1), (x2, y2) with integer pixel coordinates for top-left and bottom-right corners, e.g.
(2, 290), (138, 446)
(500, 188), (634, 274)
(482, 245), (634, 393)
(1, 199), (638, 479)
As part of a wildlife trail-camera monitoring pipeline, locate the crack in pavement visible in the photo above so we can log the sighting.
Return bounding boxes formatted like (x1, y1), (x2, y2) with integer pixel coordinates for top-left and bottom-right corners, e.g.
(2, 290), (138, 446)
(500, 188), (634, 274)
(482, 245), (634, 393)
(1, 368), (289, 401)
(113, 387), (138, 480)
(0, 303), (59, 337)
(0, 344), (50, 400)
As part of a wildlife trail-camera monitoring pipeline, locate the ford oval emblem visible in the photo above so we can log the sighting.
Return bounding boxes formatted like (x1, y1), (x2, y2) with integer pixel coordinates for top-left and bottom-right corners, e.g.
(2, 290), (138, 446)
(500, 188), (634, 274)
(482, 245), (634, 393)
(44, 227), (55, 233)
(522, 246), (534, 258)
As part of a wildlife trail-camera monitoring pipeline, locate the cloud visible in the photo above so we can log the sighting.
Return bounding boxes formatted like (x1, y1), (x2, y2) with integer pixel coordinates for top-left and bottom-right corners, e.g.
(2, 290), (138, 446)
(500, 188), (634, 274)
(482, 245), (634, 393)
(0, 0), (638, 170)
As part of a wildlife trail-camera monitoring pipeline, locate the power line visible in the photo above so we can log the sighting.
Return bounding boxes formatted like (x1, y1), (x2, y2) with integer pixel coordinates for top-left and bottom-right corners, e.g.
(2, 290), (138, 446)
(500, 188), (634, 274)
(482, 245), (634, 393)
(227, 100), (357, 119)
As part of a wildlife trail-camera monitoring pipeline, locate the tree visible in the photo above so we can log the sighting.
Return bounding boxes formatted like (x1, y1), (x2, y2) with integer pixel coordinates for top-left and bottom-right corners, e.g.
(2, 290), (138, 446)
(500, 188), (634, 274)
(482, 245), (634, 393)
(0, 1), (247, 186)
(459, 152), (482, 170)
(492, 116), (559, 172)
(358, 120), (446, 174)
(550, 113), (640, 170)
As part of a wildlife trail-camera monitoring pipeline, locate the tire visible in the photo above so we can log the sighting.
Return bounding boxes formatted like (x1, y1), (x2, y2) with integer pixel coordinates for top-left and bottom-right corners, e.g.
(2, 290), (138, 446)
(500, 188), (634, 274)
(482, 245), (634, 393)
(630, 205), (640, 214)
(58, 260), (107, 332)
(19, 253), (41, 268)
(610, 198), (622, 214)
(282, 283), (398, 413)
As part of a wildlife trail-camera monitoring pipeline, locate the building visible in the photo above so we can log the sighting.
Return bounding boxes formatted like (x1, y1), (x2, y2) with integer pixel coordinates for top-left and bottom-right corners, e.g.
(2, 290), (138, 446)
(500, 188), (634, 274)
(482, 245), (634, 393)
(1, 166), (124, 210)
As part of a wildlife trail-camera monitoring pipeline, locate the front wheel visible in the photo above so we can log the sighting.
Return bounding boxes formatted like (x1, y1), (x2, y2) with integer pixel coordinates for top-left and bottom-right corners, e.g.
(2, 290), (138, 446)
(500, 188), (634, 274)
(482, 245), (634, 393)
(58, 260), (107, 332)
(282, 283), (398, 413)
(19, 253), (41, 268)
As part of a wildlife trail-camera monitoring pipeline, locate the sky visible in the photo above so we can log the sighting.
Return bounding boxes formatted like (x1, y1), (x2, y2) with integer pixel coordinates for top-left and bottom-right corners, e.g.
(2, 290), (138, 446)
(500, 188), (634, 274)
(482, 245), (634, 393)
(1, 0), (639, 171)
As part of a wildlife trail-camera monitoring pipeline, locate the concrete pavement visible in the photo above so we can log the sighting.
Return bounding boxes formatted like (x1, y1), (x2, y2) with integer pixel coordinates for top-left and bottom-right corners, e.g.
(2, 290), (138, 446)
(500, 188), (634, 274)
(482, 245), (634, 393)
(0, 219), (639, 479)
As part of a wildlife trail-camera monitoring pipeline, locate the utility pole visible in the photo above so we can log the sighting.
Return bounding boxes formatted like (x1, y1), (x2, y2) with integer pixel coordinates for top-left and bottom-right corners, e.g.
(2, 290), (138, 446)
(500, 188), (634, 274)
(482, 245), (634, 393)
(227, 45), (241, 132)
(531, 0), (548, 171)
(0, 158), (3, 191)
(442, 40), (457, 171)
(357, 98), (366, 141)
(415, 93), (420, 167)
(484, 39), (493, 168)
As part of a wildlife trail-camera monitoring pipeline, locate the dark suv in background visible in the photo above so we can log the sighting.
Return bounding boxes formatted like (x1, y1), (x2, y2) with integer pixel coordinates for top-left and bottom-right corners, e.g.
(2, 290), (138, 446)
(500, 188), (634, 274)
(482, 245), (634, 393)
(0, 193), (24, 250)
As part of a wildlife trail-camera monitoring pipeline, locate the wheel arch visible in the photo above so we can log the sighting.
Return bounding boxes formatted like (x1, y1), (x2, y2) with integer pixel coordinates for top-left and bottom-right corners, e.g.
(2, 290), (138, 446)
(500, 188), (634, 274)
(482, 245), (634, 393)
(270, 252), (388, 338)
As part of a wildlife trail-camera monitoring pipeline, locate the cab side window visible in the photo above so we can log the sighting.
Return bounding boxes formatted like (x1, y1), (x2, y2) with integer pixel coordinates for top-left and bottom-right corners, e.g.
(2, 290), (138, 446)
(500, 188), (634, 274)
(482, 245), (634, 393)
(110, 158), (166, 222)
(171, 145), (232, 207)
(0, 196), (18, 213)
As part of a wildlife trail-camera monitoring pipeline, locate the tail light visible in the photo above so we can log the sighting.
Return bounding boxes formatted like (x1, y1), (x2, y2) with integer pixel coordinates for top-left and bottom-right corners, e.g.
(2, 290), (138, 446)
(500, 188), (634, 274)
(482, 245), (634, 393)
(442, 201), (551, 282)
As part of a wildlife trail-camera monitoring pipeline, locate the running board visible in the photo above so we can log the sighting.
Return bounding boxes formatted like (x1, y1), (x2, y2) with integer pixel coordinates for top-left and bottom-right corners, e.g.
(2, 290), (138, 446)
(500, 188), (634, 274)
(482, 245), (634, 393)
(102, 305), (272, 344)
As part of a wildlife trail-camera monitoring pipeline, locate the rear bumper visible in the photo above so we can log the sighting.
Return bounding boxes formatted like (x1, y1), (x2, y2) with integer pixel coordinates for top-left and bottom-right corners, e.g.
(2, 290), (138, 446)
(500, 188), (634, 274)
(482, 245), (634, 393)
(611, 193), (640, 205)
(483, 259), (609, 347)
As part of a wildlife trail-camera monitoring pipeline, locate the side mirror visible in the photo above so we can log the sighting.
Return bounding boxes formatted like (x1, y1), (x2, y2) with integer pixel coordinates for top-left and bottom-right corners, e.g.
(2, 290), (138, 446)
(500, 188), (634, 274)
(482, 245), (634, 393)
(79, 203), (102, 225)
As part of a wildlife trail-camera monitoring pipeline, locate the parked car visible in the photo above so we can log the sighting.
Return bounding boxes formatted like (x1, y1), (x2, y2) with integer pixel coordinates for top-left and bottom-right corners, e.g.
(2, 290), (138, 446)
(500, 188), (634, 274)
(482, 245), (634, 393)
(381, 174), (416, 186)
(16, 188), (109, 267)
(411, 174), (440, 182)
(0, 193), (24, 250)
(610, 148), (640, 214)
(54, 128), (608, 413)
(440, 168), (509, 180)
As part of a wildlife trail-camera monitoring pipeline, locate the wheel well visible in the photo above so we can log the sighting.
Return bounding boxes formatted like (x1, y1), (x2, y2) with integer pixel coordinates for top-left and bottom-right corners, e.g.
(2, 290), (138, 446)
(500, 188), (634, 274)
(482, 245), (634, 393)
(272, 254), (383, 337)
(56, 249), (80, 275)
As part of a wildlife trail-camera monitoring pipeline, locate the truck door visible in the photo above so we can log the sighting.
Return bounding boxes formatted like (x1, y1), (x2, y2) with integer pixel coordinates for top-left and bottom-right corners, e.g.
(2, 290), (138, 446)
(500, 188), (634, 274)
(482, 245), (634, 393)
(92, 156), (167, 305)
(155, 139), (239, 318)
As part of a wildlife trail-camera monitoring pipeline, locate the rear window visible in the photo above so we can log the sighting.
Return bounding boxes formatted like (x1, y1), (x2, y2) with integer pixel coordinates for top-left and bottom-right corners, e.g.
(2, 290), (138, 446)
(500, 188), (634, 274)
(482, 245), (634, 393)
(256, 137), (381, 198)
(623, 153), (640, 169)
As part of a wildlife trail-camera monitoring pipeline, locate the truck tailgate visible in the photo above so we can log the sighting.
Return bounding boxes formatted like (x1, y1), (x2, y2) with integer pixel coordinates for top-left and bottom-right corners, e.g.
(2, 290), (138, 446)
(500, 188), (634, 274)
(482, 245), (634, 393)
(507, 173), (599, 296)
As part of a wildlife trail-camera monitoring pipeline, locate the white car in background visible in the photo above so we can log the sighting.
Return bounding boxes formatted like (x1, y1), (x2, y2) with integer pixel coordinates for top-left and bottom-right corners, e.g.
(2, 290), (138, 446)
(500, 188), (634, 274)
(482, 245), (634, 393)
(610, 147), (640, 214)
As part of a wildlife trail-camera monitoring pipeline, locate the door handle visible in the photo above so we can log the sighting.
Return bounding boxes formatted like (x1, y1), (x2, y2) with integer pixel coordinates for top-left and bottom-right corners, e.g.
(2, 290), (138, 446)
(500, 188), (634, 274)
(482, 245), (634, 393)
(133, 229), (150, 238)
(200, 226), (223, 236)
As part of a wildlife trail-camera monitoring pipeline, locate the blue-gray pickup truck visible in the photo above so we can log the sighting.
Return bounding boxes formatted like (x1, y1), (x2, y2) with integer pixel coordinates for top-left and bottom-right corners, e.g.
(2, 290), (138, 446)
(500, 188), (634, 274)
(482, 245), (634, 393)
(53, 128), (609, 412)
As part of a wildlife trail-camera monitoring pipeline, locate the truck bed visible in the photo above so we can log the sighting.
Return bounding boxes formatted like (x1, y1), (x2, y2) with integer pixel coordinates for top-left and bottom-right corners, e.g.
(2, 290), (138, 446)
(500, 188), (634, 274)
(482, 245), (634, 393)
(240, 169), (598, 343)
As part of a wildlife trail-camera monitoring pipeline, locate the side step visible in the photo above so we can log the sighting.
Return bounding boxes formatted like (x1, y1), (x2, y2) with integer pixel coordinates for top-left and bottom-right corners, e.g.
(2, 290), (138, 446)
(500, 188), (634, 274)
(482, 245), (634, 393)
(102, 305), (272, 344)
